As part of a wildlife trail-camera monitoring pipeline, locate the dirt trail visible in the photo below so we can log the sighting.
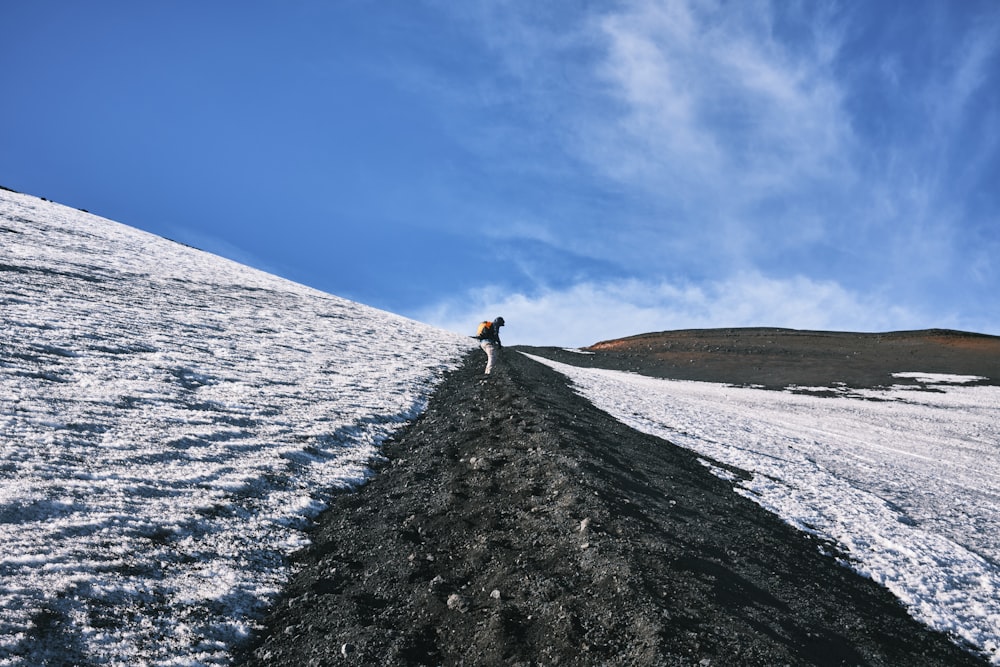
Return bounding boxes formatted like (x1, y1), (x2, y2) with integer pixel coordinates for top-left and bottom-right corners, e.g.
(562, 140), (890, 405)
(238, 350), (985, 666)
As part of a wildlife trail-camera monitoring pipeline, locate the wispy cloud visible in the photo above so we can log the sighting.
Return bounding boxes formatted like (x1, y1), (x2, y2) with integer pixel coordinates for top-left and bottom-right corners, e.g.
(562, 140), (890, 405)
(923, 10), (1000, 142)
(588, 0), (853, 200)
(421, 272), (927, 347)
(857, 6), (1000, 295)
(438, 0), (864, 274)
(418, 0), (1000, 339)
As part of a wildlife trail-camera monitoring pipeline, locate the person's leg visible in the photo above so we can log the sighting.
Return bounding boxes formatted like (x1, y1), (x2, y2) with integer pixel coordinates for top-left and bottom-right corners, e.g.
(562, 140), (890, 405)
(481, 340), (495, 374)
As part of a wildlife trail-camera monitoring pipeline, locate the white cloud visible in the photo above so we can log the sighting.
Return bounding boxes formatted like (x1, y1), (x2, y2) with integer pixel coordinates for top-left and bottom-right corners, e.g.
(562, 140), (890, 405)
(926, 17), (1000, 138)
(446, 0), (863, 278)
(421, 0), (999, 337)
(587, 0), (854, 203)
(419, 272), (923, 348)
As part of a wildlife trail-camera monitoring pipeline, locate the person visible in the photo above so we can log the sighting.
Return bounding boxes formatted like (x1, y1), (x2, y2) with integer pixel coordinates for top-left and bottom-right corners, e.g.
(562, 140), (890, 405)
(475, 316), (505, 375)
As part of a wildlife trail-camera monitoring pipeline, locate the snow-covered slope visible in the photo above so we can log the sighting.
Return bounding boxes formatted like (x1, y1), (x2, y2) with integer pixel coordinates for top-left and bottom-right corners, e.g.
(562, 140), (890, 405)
(528, 355), (1000, 664)
(4, 185), (996, 665)
(0, 189), (473, 665)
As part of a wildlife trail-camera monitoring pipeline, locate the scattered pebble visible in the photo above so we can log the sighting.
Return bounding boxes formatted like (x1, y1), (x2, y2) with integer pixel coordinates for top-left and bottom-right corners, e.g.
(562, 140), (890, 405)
(446, 593), (468, 612)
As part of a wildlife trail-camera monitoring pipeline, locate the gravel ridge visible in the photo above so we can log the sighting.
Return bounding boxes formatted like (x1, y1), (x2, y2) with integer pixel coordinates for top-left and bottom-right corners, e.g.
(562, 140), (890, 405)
(237, 348), (986, 666)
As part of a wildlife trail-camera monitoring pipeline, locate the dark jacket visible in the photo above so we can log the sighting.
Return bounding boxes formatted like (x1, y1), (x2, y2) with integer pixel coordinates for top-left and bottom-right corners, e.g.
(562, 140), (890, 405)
(479, 319), (503, 346)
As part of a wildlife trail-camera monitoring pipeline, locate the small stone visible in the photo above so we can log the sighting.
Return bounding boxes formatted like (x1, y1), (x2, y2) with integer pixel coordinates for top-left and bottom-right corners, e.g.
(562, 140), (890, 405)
(447, 593), (468, 612)
(490, 589), (501, 599)
(579, 518), (591, 533)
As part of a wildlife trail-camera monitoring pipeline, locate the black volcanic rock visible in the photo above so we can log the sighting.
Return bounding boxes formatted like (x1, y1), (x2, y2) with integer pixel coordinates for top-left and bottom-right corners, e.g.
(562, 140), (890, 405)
(238, 345), (986, 666)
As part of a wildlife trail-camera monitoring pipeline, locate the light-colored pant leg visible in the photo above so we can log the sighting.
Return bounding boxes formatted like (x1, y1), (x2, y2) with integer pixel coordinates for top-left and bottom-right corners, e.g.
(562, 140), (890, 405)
(480, 340), (496, 374)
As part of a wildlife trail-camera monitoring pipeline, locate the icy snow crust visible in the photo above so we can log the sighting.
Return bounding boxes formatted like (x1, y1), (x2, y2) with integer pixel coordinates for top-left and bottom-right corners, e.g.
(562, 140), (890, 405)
(528, 355), (1000, 664)
(0, 191), (472, 665)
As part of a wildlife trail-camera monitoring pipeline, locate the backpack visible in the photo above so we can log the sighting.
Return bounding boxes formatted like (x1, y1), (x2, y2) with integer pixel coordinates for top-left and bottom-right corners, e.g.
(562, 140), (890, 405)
(476, 321), (493, 339)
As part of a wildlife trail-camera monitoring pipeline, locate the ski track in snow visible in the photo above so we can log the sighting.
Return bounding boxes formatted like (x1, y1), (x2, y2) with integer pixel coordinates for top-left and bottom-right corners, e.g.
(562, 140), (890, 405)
(0, 191), (473, 666)
(527, 355), (1000, 664)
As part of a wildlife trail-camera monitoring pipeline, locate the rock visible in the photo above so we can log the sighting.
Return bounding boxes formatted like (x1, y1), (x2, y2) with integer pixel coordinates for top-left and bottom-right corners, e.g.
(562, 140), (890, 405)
(446, 593), (468, 612)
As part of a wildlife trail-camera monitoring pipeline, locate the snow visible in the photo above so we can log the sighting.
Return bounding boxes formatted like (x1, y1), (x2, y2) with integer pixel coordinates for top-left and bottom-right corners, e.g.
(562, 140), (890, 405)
(526, 354), (1000, 664)
(0, 190), (473, 665)
(892, 372), (987, 384)
(3, 185), (997, 665)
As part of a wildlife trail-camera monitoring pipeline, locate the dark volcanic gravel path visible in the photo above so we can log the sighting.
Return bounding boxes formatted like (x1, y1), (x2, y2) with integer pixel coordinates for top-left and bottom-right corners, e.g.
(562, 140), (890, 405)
(238, 348), (986, 666)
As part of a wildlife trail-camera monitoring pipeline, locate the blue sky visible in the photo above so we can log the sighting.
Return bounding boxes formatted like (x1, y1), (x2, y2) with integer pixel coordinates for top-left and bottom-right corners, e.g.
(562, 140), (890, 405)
(2, 1), (998, 347)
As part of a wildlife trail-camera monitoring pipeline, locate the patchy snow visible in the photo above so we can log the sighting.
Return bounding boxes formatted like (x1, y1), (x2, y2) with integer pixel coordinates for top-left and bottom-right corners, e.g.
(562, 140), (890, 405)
(893, 372), (987, 384)
(526, 355), (1000, 664)
(0, 190), (473, 666)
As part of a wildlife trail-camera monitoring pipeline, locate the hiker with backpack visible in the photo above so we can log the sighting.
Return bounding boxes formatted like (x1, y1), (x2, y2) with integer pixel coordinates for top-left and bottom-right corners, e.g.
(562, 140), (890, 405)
(474, 317), (505, 375)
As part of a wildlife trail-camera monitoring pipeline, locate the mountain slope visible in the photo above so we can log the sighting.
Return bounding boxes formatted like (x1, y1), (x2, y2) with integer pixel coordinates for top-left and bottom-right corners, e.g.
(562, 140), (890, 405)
(0, 189), (471, 665)
(241, 350), (986, 666)
(523, 327), (1000, 389)
(3, 188), (994, 665)
(526, 348), (1000, 662)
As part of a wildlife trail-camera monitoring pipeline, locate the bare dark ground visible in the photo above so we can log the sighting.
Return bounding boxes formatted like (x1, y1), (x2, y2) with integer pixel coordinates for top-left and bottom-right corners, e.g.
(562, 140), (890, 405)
(236, 329), (991, 666)
(519, 328), (1000, 389)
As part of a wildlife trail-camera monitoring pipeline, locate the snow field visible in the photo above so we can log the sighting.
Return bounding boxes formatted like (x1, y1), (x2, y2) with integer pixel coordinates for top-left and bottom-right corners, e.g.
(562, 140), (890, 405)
(0, 191), (472, 665)
(527, 355), (1000, 664)
(5, 184), (997, 665)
